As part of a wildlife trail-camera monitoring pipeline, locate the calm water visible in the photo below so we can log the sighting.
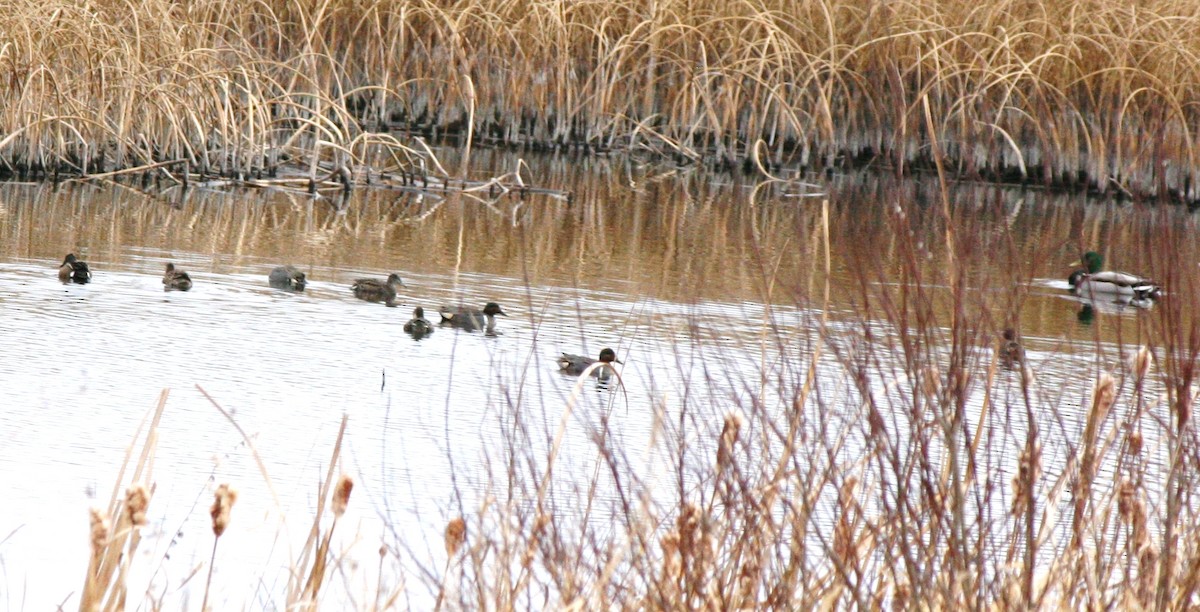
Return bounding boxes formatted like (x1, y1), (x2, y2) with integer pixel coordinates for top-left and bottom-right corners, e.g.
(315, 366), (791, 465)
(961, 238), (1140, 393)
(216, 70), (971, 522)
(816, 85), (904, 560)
(0, 152), (1194, 608)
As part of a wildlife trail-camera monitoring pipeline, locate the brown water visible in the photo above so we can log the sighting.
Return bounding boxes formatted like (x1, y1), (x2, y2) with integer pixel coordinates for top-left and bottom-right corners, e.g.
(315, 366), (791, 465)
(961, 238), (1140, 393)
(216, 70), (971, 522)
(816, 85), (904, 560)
(0, 151), (1193, 607)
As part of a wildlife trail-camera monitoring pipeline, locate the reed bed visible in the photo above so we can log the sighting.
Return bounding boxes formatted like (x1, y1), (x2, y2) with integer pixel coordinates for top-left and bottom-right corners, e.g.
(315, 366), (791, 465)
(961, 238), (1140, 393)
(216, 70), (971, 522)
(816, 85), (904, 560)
(5, 0), (1200, 201)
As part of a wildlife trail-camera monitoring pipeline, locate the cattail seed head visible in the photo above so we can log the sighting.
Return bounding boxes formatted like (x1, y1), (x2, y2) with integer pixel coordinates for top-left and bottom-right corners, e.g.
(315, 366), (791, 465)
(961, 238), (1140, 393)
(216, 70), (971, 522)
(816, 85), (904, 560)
(445, 517), (466, 558)
(332, 475), (353, 518)
(88, 508), (110, 553)
(209, 483), (238, 537)
(1128, 431), (1143, 457)
(717, 410), (744, 471)
(1131, 346), (1152, 381)
(126, 485), (151, 527)
(1117, 478), (1137, 523)
(676, 503), (701, 558)
(1091, 373), (1116, 424)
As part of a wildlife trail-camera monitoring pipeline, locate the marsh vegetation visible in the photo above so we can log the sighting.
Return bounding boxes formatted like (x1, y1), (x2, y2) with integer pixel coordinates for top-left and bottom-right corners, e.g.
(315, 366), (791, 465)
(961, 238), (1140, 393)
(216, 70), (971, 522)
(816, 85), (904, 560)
(4, 0), (1200, 202)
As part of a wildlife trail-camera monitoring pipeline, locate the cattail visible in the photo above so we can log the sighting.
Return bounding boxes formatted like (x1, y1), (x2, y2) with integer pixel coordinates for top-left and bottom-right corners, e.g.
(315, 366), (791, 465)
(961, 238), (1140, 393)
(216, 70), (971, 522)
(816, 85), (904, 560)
(676, 503), (701, 560)
(209, 483), (238, 537)
(1090, 373), (1116, 424)
(1117, 478), (1137, 523)
(89, 507), (110, 554)
(1173, 394), (1191, 430)
(1137, 543), (1158, 605)
(893, 581), (911, 611)
(716, 410), (744, 471)
(1127, 431), (1143, 457)
(1010, 443), (1041, 516)
(444, 517), (466, 558)
(332, 475), (353, 518)
(660, 533), (681, 581)
(126, 485), (150, 527)
(1131, 346), (1152, 381)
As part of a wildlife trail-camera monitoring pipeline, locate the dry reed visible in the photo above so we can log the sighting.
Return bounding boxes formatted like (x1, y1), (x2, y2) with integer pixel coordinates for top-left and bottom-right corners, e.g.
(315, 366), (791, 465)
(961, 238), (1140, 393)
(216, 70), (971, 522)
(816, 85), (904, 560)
(3, 0), (1200, 201)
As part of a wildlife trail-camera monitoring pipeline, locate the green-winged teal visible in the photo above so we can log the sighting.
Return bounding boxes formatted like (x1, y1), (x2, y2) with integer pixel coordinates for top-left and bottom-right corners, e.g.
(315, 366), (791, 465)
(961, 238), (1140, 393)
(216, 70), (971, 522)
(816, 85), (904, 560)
(999, 328), (1023, 370)
(351, 273), (404, 307)
(439, 302), (507, 333)
(403, 306), (434, 337)
(558, 347), (622, 377)
(269, 265), (306, 291)
(1069, 251), (1160, 300)
(163, 262), (193, 291)
(58, 253), (91, 284)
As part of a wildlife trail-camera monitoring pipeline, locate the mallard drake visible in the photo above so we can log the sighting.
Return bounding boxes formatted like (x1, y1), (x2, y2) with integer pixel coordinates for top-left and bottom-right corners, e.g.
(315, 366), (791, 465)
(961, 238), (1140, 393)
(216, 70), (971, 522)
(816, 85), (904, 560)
(403, 306), (434, 337)
(163, 262), (193, 291)
(351, 273), (404, 307)
(268, 265), (306, 291)
(999, 329), (1023, 370)
(1069, 251), (1160, 300)
(558, 348), (622, 377)
(439, 302), (507, 333)
(58, 253), (91, 284)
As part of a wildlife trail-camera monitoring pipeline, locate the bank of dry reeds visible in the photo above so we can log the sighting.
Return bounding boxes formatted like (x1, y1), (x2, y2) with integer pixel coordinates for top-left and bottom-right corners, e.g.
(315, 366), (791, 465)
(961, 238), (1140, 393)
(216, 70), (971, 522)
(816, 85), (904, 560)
(4, 0), (1200, 200)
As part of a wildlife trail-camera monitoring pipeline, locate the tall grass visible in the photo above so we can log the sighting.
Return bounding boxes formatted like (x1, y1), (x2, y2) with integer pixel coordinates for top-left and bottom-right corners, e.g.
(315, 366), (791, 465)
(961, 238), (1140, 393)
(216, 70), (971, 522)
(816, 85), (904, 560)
(4, 0), (1200, 200)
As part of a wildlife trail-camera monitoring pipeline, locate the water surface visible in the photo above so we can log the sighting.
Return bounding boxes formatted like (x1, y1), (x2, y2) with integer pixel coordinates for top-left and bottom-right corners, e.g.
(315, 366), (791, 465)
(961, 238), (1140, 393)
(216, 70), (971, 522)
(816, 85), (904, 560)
(0, 155), (1192, 607)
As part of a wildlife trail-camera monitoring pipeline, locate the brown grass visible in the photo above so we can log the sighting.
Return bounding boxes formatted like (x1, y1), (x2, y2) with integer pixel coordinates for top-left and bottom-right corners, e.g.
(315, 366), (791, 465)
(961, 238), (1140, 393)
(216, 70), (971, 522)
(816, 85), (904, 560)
(3, 0), (1200, 200)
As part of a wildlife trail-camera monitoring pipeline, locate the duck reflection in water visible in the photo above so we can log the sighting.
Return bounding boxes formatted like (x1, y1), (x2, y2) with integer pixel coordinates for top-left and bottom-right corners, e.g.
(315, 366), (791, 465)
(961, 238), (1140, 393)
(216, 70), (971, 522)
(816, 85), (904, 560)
(1073, 293), (1153, 326)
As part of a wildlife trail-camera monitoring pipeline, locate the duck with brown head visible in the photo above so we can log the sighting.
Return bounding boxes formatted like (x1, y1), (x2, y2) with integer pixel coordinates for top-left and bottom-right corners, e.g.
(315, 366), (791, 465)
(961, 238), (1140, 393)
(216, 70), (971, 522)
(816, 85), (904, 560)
(404, 306), (434, 338)
(58, 253), (91, 284)
(351, 273), (404, 306)
(163, 263), (192, 291)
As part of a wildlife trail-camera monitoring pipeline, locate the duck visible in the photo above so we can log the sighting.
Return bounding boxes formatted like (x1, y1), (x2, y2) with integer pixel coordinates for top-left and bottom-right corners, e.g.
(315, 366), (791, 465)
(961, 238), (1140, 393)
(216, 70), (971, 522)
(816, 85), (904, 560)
(163, 262), (193, 291)
(351, 273), (404, 306)
(999, 329), (1023, 370)
(58, 253), (92, 284)
(268, 265), (306, 291)
(558, 348), (622, 377)
(1068, 251), (1160, 300)
(438, 302), (507, 333)
(403, 306), (434, 337)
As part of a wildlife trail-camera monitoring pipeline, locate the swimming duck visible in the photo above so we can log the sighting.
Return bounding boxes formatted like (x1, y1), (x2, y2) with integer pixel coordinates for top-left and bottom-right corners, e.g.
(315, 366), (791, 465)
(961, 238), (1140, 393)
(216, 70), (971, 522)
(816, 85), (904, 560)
(438, 302), (507, 333)
(404, 306), (434, 337)
(58, 253), (91, 284)
(268, 265), (306, 291)
(999, 329), (1023, 370)
(1068, 251), (1160, 300)
(351, 273), (404, 306)
(163, 262), (193, 291)
(558, 348), (622, 377)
